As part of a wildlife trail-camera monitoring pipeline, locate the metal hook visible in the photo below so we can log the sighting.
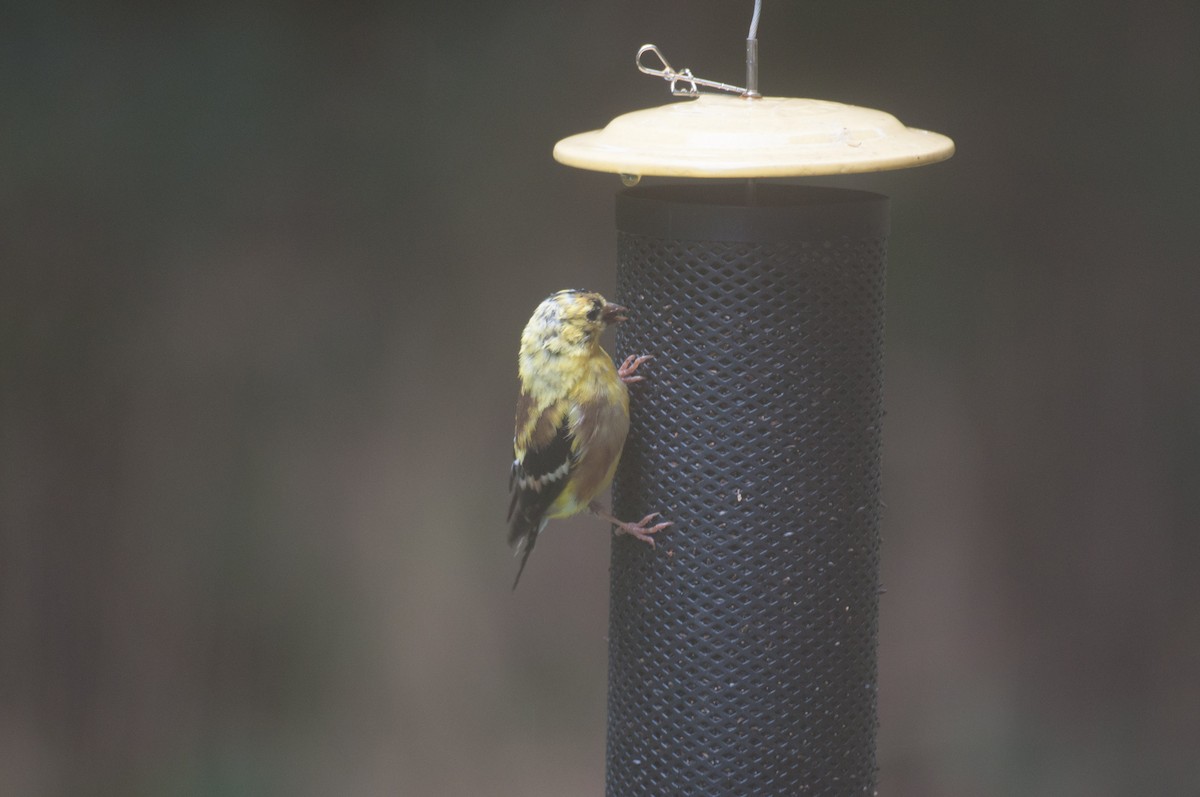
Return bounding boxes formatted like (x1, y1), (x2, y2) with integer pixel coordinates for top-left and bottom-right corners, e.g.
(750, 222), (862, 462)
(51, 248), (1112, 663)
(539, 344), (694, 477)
(636, 44), (750, 98)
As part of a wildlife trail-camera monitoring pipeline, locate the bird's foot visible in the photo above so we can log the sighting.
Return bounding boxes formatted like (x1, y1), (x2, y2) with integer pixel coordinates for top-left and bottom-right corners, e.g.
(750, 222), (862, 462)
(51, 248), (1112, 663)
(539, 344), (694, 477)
(590, 502), (672, 549)
(618, 354), (654, 384)
(613, 512), (673, 548)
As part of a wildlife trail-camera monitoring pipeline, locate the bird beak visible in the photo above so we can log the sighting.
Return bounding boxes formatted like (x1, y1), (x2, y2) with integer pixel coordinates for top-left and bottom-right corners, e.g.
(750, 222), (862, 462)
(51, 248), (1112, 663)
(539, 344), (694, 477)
(601, 302), (629, 324)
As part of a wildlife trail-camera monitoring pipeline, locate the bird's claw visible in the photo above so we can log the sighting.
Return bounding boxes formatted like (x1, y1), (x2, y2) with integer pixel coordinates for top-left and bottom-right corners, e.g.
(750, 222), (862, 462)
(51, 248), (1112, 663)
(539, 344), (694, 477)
(618, 354), (655, 384)
(614, 512), (673, 549)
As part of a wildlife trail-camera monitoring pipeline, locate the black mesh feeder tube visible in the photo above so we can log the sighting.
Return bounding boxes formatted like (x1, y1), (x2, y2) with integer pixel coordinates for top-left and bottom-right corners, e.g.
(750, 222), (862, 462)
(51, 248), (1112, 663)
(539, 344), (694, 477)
(609, 183), (887, 795)
(554, 64), (953, 796)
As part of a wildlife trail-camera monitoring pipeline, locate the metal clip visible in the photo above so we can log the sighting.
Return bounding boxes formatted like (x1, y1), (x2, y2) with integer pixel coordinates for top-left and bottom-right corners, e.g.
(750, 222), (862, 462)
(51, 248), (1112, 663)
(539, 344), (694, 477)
(636, 44), (750, 97)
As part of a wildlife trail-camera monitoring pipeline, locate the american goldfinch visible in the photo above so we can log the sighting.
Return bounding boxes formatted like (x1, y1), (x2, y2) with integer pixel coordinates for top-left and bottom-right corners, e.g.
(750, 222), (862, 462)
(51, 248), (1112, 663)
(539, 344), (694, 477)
(508, 289), (671, 589)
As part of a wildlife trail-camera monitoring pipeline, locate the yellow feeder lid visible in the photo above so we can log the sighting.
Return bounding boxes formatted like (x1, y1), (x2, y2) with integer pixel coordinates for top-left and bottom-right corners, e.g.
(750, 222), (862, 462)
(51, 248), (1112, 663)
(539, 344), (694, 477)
(554, 93), (955, 179)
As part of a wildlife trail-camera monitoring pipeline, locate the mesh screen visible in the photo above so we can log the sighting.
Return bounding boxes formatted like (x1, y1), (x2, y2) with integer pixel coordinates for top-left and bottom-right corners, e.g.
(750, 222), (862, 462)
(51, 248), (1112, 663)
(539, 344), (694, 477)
(608, 184), (888, 796)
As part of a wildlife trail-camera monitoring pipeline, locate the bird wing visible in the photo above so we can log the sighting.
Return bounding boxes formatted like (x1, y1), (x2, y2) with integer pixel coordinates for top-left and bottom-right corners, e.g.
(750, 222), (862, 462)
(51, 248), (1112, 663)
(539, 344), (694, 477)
(509, 395), (574, 550)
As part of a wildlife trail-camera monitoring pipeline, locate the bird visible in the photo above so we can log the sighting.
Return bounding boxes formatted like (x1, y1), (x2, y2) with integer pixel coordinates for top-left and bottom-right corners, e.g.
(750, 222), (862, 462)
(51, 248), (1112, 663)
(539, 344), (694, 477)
(508, 289), (671, 589)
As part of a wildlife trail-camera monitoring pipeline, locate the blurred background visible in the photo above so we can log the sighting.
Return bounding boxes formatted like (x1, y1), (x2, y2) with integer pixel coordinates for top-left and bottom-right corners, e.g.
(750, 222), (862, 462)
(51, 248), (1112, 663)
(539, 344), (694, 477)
(2, 1), (1198, 794)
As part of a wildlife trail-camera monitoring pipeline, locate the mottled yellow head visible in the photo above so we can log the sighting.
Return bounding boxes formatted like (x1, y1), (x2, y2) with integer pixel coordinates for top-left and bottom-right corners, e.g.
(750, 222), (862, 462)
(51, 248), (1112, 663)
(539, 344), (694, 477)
(518, 289), (627, 389)
(521, 289), (626, 356)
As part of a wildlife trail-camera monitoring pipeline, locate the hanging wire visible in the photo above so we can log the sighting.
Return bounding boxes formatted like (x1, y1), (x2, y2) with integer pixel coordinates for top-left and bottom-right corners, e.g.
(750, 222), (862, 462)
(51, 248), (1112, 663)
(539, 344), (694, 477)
(745, 0), (762, 97)
(636, 0), (764, 98)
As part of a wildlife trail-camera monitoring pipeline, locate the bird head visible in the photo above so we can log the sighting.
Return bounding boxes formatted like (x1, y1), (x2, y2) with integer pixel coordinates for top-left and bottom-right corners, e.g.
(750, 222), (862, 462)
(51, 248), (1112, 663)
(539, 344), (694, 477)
(523, 289), (627, 354)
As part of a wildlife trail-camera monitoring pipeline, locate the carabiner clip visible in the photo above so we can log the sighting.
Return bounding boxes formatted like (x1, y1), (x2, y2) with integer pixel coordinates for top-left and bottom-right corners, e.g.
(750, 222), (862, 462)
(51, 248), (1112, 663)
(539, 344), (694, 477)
(636, 44), (750, 97)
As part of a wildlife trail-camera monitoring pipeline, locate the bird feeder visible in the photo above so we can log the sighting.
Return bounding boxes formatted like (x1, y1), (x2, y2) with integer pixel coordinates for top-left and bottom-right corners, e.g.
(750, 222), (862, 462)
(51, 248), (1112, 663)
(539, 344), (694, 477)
(553, 9), (953, 795)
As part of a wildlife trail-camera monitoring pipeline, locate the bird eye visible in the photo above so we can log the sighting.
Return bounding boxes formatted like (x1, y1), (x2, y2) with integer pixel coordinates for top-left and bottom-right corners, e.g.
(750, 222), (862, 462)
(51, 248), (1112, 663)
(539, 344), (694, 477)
(587, 302), (601, 322)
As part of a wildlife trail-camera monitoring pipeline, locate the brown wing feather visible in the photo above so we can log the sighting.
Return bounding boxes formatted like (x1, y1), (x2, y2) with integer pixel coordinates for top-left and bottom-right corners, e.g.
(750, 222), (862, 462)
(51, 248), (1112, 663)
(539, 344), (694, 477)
(508, 396), (574, 588)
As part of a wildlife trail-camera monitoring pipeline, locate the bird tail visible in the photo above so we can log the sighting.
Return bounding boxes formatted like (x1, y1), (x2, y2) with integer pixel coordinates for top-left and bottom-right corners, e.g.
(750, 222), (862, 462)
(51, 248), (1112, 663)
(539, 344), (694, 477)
(511, 536), (536, 591)
(509, 510), (546, 591)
